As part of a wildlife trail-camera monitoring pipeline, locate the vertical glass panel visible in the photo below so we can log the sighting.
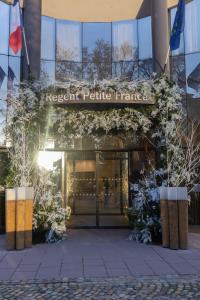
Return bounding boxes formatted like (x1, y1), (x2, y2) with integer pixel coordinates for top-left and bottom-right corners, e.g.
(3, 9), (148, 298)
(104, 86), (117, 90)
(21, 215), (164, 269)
(138, 17), (152, 60)
(83, 63), (111, 81)
(112, 61), (138, 80)
(56, 62), (82, 81)
(40, 60), (55, 84)
(41, 16), (55, 60)
(9, 4), (21, 57)
(185, 0), (200, 54)
(0, 2), (9, 55)
(0, 102), (6, 146)
(0, 55), (8, 101)
(9, 56), (21, 84)
(112, 20), (138, 61)
(56, 20), (82, 62)
(186, 53), (200, 98)
(170, 7), (184, 56)
(170, 55), (186, 91)
(83, 23), (111, 63)
(138, 59), (153, 79)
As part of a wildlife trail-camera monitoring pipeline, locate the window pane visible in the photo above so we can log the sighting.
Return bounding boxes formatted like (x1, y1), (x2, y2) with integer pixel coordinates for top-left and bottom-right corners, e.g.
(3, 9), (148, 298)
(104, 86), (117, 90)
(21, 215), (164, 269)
(0, 2), (9, 55)
(41, 16), (55, 60)
(56, 20), (81, 62)
(170, 55), (186, 92)
(83, 23), (111, 63)
(9, 4), (21, 57)
(185, 0), (200, 54)
(112, 61), (138, 80)
(186, 53), (200, 98)
(170, 8), (184, 56)
(56, 62), (82, 81)
(41, 60), (55, 84)
(83, 63), (111, 81)
(112, 20), (138, 62)
(138, 59), (153, 79)
(9, 56), (21, 84)
(0, 101), (6, 146)
(0, 55), (8, 101)
(138, 17), (152, 60)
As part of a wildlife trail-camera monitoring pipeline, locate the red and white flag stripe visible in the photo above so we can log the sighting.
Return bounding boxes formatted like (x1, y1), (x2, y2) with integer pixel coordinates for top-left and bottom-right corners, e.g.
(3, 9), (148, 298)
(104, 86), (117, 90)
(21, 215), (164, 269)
(9, 0), (22, 54)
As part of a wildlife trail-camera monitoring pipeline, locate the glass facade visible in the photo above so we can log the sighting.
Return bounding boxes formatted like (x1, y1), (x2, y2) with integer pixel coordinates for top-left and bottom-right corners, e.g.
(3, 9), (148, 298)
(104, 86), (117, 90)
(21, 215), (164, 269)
(170, 0), (200, 100)
(41, 16), (153, 82)
(0, 1), (21, 145)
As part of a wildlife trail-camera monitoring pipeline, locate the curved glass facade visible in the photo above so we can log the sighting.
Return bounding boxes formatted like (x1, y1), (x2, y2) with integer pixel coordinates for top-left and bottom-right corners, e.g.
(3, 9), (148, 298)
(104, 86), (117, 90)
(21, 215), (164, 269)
(0, 1), (21, 144)
(40, 16), (153, 82)
(170, 0), (200, 100)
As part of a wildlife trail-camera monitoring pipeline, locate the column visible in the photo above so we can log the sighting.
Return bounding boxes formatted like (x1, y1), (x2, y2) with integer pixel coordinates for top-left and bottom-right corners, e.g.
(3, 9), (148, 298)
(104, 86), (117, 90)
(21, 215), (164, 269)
(151, 0), (169, 74)
(22, 0), (42, 80)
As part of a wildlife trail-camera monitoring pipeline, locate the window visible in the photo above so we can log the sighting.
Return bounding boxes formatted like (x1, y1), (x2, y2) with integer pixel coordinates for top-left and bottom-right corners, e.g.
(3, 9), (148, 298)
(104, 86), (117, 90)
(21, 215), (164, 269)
(186, 53), (200, 98)
(83, 23), (112, 63)
(41, 16), (55, 60)
(185, 0), (200, 54)
(112, 20), (138, 62)
(41, 60), (55, 83)
(170, 7), (184, 56)
(56, 20), (81, 62)
(138, 17), (152, 60)
(0, 2), (9, 55)
(0, 55), (8, 101)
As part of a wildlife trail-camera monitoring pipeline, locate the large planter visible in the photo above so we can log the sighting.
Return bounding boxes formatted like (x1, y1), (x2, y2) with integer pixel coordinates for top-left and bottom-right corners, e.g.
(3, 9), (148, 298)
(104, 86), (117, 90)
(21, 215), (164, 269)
(160, 187), (188, 250)
(0, 191), (5, 234)
(5, 187), (34, 251)
(32, 229), (48, 244)
(5, 188), (16, 250)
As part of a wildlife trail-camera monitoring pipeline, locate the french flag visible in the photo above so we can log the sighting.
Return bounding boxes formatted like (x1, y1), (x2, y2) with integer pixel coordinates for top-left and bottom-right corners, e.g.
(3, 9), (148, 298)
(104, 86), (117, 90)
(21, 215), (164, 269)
(9, 0), (22, 54)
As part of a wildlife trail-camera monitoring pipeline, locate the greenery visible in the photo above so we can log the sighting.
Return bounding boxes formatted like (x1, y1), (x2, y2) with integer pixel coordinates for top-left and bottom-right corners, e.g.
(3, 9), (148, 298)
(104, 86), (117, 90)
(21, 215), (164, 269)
(6, 75), (199, 244)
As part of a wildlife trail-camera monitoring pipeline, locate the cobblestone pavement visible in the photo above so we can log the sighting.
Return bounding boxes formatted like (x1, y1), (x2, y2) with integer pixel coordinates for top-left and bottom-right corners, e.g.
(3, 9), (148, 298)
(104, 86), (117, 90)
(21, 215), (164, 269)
(0, 276), (200, 300)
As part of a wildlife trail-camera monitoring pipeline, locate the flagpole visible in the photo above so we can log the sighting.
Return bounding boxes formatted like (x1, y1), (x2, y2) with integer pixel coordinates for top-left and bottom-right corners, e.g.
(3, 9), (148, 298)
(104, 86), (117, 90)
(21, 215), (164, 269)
(19, 4), (31, 74)
(163, 46), (171, 74)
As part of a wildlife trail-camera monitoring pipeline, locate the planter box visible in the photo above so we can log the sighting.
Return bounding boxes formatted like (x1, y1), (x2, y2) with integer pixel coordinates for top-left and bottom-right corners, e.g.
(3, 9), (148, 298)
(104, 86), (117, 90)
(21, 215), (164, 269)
(5, 187), (34, 251)
(6, 188), (16, 250)
(16, 187), (34, 250)
(0, 191), (5, 234)
(160, 187), (188, 250)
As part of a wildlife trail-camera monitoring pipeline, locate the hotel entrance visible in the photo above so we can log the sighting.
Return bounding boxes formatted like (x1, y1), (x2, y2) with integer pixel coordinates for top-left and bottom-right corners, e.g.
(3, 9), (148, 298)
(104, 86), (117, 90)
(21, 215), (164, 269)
(65, 151), (129, 228)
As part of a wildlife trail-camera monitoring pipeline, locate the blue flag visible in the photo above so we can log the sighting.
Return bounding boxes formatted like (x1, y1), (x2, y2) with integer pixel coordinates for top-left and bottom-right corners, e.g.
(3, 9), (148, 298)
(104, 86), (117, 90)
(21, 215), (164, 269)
(0, 66), (6, 88)
(170, 0), (185, 51)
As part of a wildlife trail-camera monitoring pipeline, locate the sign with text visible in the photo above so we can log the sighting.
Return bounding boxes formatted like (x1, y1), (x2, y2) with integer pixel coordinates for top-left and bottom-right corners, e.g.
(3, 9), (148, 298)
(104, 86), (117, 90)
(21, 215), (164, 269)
(44, 91), (155, 105)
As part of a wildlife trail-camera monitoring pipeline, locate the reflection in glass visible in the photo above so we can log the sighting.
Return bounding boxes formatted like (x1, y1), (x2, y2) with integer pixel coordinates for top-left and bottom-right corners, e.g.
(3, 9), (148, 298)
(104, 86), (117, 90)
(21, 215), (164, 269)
(9, 56), (21, 84)
(186, 53), (200, 98)
(170, 7), (184, 56)
(112, 61), (138, 80)
(185, 0), (200, 54)
(56, 62), (82, 81)
(112, 20), (138, 61)
(138, 17), (152, 60)
(0, 55), (8, 100)
(41, 16), (55, 60)
(0, 2), (9, 55)
(138, 59), (153, 79)
(170, 55), (186, 91)
(83, 23), (111, 63)
(40, 60), (55, 84)
(56, 20), (81, 62)
(0, 101), (7, 146)
(83, 63), (111, 81)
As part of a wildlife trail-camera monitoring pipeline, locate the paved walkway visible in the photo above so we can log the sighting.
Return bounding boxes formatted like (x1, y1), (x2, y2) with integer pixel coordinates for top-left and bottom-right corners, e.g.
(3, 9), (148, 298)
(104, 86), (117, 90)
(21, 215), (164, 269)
(1, 229), (200, 282)
(0, 276), (200, 299)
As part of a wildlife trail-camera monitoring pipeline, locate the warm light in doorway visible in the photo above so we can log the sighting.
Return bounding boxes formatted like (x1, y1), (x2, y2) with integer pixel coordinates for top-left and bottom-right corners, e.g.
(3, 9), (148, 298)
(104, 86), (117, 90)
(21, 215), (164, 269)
(37, 151), (63, 170)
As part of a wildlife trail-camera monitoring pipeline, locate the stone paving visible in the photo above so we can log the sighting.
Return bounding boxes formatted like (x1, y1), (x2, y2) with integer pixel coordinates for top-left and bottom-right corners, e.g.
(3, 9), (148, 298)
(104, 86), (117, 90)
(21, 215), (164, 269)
(0, 276), (200, 299)
(0, 229), (200, 298)
(1, 229), (200, 281)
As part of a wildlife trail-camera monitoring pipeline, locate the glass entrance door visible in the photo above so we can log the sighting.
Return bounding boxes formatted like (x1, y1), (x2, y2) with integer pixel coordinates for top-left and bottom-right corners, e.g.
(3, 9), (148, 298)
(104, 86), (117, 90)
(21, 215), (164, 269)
(66, 151), (129, 227)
